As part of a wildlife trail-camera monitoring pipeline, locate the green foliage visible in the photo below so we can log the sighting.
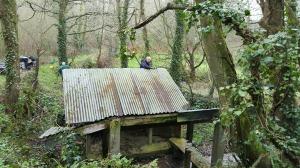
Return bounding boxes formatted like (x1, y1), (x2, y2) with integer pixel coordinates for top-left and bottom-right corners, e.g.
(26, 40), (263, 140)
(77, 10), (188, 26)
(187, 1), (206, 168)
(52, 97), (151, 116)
(183, 92), (217, 145)
(220, 32), (300, 166)
(186, 1), (247, 33)
(61, 133), (84, 167)
(66, 154), (158, 168)
(0, 75), (5, 93)
(0, 104), (9, 130)
(81, 58), (97, 68)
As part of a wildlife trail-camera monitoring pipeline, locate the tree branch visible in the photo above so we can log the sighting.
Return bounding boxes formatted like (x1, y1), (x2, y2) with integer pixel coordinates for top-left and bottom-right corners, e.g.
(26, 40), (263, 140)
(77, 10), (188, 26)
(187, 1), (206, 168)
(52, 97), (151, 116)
(133, 2), (256, 44)
(133, 2), (189, 29)
(25, 0), (58, 15)
(67, 25), (113, 35)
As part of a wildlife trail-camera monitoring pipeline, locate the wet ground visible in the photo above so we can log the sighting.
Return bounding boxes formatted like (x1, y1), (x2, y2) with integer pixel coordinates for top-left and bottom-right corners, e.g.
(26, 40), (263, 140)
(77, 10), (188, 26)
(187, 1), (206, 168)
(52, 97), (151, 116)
(133, 153), (184, 168)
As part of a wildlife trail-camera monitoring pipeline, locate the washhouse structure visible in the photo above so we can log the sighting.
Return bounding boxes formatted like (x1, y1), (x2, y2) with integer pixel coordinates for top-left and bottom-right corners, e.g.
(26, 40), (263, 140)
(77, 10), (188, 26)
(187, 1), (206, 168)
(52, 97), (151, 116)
(41, 68), (221, 168)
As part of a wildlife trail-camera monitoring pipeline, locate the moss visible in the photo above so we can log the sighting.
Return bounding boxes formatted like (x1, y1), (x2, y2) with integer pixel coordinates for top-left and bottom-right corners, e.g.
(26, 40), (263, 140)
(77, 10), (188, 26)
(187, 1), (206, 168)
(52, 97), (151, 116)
(170, 2), (186, 86)
(57, 0), (68, 65)
(0, 0), (20, 107)
(118, 0), (130, 68)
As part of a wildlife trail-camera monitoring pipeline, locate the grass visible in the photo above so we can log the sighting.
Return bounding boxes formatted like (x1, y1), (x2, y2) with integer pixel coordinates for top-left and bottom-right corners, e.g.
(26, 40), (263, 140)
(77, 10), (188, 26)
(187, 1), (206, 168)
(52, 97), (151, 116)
(114, 52), (211, 82)
(39, 64), (62, 97)
(0, 53), (212, 98)
(0, 75), (5, 93)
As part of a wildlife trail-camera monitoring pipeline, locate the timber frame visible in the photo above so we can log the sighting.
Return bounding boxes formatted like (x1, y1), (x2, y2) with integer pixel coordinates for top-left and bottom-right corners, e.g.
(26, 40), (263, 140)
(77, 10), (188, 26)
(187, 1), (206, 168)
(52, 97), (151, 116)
(77, 108), (223, 168)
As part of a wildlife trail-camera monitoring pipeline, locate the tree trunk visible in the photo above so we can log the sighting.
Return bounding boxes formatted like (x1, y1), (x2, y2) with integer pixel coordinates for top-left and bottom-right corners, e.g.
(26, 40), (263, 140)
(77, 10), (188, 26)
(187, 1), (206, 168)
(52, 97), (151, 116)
(74, 2), (87, 53)
(189, 53), (196, 81)
(0, 0), (20, 112)
(259, 0), (294, 124)
(57, 0), (68, 65)
(259, 0), (284, 35)
(170, 0), (185, 86)
(140, 0), (150, 57)
(200, 16), (235, 166)
(195, 0), (268, 166)
(117, 0), (130, 68)
(97, 1), (106, 68)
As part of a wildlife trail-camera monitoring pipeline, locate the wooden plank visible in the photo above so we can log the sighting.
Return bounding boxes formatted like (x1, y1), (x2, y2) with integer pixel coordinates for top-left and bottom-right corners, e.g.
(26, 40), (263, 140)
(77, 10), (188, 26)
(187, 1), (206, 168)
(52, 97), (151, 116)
(170, 138), (210, 168)
(127, 142), (171, 156)
(108, 119), (121, 155)
(177, 109), (219, 123)
(121, 113), (177, 126)
(211, 122), (225, 167)
(76, 121), (107, 135)
(77, 109), (218, 135)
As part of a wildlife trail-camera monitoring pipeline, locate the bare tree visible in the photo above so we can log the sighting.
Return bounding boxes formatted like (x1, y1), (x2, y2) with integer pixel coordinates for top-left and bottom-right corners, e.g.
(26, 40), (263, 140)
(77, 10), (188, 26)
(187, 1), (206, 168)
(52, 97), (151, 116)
(139, 0), (150, 57)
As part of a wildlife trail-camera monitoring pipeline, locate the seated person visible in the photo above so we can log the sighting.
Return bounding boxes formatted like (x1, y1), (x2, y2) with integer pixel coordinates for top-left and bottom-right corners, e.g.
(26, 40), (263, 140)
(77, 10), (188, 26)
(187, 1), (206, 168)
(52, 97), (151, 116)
(140, 56), (152, 69)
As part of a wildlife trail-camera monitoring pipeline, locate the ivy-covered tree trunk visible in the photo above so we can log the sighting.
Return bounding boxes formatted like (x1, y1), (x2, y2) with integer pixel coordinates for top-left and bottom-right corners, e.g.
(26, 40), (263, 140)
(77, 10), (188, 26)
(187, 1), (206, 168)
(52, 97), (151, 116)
(0, 0), (20, 111)
(170, 0), (185, 86)
(140, 0), (150, 57)
(259, 0), (295, 124)
(195, 0), (271, 166)
(199, 14), (237, 167)
(57, 0), (68, 65)
(117, 0), (130, 68)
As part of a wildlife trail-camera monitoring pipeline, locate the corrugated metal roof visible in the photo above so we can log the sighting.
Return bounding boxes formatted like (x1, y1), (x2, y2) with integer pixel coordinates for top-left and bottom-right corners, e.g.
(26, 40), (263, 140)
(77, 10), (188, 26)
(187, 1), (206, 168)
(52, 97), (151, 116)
(39, 127), (73, 139)
(63, 68), (189, 124)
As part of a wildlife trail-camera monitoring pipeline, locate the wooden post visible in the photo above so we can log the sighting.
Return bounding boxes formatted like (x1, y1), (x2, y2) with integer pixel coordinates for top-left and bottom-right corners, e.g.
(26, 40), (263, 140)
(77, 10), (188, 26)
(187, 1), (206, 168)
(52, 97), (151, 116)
(184, 123), (194, 168)
(211, 122), (225, 167)
(108, 119), (121, 155)
(148, 128), (153, 144)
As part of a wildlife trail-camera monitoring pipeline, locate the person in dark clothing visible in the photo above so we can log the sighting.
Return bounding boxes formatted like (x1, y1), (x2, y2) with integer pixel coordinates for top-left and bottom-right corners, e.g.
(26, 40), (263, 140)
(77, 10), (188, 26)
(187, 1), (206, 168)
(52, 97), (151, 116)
(58, 62), (70, 78)
(140, 56), (152, 69)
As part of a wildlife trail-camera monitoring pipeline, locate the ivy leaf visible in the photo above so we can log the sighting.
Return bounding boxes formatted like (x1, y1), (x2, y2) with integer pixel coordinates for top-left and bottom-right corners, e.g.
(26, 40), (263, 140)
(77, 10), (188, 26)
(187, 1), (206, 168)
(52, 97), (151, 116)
(262, 56), (273, 64)
(238, 90), (247, 97)
(234, 110), (242, 116)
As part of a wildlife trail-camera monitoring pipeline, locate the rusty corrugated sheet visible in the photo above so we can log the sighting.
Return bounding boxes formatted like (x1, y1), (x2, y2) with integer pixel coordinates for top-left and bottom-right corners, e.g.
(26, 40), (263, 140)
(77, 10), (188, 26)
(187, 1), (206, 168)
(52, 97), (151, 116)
(63, 68), (189, 124)
(39, 127), (72, 139)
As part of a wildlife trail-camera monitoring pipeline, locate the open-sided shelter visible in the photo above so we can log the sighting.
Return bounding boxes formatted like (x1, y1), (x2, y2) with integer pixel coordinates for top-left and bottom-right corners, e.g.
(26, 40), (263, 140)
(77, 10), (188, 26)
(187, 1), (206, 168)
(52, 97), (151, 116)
(42, 68), (221, 167)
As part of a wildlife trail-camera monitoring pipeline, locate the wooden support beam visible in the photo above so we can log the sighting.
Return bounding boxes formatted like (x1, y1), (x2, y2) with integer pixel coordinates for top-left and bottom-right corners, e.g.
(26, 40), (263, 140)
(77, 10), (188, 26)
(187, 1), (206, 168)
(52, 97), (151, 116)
(75, 109), (219, 137)
(121, 114), (177, 126)
(108, 119), (121, 155)
(76, 121), (107, 135)
(169, 138), (210, 168)
(177, 109), (219, 123)
(211, 122), (225, 167)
